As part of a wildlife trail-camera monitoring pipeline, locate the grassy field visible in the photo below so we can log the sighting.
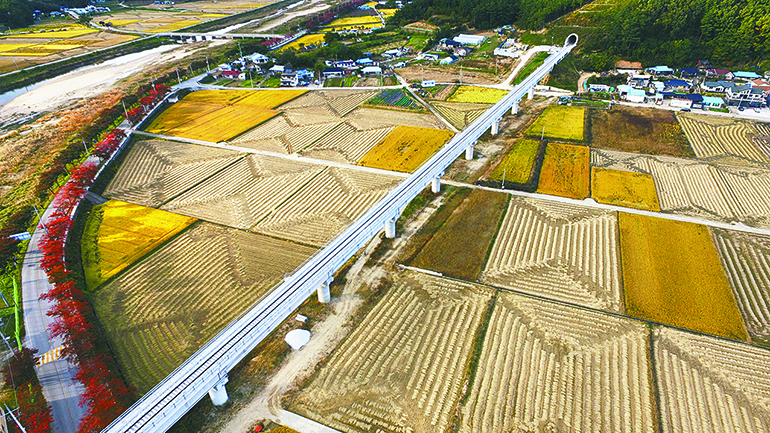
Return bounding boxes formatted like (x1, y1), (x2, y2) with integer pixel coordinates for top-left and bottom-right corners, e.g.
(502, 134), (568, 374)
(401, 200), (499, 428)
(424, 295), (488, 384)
(93, 223), (316, 393)
(619, 213), (747, 340)
(411, 189), (508, 280)
(358, 125), (454, 172)
(145, 90), (306, 142)
(81, 200), (196, 290)
(489, 139), (540, 185)
(447, 86), (509, 104)
(590, 106), (693, 157)
(591, 167), (660, 211)
(536, 143), (590, 199)
(511, 52), (549, 86)
(526, 106), (585, 142)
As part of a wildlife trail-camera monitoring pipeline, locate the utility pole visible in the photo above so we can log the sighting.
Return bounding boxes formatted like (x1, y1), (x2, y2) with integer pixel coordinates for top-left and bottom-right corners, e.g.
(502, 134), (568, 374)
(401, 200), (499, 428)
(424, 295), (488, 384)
(176, 68), (182, 84)
(502, 168), (506, 189)
(122, 99), (129, 123)
(206, 55), (210, 73)
(82, 140), (89, 155)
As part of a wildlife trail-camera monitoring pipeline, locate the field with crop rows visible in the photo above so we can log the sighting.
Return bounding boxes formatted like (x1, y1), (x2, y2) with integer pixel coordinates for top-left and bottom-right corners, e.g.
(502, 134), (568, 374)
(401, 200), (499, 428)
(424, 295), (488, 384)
(482, 197), (624, 312)
(278, 33), (325, 51)
(536, 143), (590, 199)
(489, 139), (540, 184)
(358, 125), (454, 172)
(591, 167), (660, 211)
(254, 167), (401, 246)
(654, 327), (770, 432)
(678, 113), (770, 165)
(460, 292), (654, 433)
(161, 155), (324, 231)
(712, 229), (770, 345)
(447, 86), (509, 104)
(367, 89), (421, 109)
(146, 90), (307, 142)
(526, 106), (585, 142)
(93, 223), (316, 392)
(591, 148), (770, 228)
(104, 139), (243, 208)
(291, 271), (494, 433)
(619, 213), (747, 340)
(431, 101), (489, 130)
(301, 123), (394, 163)
(81, 200), (195, 289)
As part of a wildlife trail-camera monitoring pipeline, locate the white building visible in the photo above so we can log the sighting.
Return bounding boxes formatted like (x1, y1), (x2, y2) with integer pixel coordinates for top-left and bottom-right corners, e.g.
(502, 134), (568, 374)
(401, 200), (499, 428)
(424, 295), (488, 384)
(453, 34), (486, 46)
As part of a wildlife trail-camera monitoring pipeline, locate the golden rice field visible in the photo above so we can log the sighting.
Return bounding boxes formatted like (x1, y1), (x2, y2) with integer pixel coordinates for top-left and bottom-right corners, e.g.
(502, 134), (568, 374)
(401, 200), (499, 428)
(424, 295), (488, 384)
(654, 327), (770, 432)
(291, 271), (494, 433)
(358, 125), (454, 172)
(103, 139), (243, 208)
(591, 148), (770, 228)
(93, 223), (316, 392)
(447, 86), (509, 104)
(1, 28), (97, 39)
(0, 43), (33, 53)
(482, 196), (624, 313)
(431, 101), (489, 130)
(489, 139), (540, 184)
(526, 106), (585, 142)
(678, 113), (770, 165)
(279, 33), (325, 51)
(536, 143), (590, 199)
(81, 200), (195, 290)
(619, 213), (748, 340)
(461, 292), (655, 433)
(145, 20), (203, 33)
(591, 167), (660, 211)
(145, 90), (306, 142)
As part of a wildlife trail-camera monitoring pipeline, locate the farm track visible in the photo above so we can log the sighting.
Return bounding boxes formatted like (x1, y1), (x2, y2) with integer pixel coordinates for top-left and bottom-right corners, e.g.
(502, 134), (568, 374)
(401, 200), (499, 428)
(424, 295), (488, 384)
(482, 197), (623, 313)
(292, 272), (494, 433)
(460, 292), (654, 433)
(103, 139), (243, 208)
(591, 149), (770, 228)
(712, 229), (770, 345)
(654, 327), (770, 432)
(93, 223), (316, 393)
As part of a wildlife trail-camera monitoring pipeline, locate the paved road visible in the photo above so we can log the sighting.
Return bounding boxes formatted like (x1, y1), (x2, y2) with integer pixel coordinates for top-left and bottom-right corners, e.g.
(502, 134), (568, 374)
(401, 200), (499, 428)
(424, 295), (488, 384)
(22, 206), (85, 433)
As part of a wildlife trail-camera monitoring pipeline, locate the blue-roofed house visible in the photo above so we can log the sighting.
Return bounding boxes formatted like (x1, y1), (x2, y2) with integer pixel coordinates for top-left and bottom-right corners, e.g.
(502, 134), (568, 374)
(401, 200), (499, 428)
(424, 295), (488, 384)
(680, 67), (699, 77)
(647, 65), (674, 75)
(664, 80), (691, 91)
(702, 96), (724, 108)
(626, 88), (647, 103)
(734, 71), (761, 80)
(700, 81), (732, 93)
(440, 55), (458, 65)
(356, 58), (375, 65)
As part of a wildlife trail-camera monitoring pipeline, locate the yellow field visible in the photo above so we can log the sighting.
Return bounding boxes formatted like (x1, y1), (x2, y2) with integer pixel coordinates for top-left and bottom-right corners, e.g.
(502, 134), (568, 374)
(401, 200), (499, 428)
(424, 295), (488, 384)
(106, 20), (141, 26)
(526, 106), (585, 141)
(536, 143), (590, 199)
(619, 213), (747, 340)
(0, 43), (33, 53)
(2, 29), (98, 39)
(448, 86), (509, 104)
(326, 22), (382, 31)
(489, 139), (540, 184)
(82, 200), (196, 289)
(199, 13), (228, 17)
(326, 16), (381, 27)
(37, 43), (83, 50)
(591, 167), (660, 211)
(379, 8), (398, 18)
(280, 33), (325, 51)
(147, 90), (306, 141)
(2, 23), (88, 33)
(0, 52), (51, 56)
(358, 125), (454, 172)
(145, 20), (202, 33)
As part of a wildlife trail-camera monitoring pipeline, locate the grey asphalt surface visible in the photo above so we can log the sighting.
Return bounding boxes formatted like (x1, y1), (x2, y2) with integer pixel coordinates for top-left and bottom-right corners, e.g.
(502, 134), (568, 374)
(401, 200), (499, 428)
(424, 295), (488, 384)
(21, 196), (86, 433)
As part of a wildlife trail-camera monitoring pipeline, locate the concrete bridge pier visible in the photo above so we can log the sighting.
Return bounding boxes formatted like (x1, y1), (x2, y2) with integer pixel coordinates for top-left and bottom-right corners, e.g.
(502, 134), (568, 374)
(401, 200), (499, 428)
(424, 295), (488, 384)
(208, 376), (229, 406)
(527, 87), (535, 100)
(317, 278), (332, 303)
(511, 101), (519, 115)
(491, 119), (500, 135)
(465, 142), (475, 160)
(431, 175), (441, 193)
(384, 217), (397, 239)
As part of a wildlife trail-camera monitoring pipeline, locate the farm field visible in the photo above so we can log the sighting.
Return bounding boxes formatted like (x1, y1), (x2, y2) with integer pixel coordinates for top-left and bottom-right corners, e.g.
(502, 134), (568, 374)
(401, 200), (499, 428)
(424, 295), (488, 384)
(654, 327), (770, 432)
(489, 139), (541, 185)
(145, 89), (306, 142)
(447, 86), (509, 104)
(358, 125), (454, 172)
(431, 101), (490, 130)
(81, 200), (196, 289)
(619, 213), (747, 340)
(91, 8), (235, 33)
(482, 196), (624, 313)
(290, 271), (494, 433)
(591, 167), (660, 211)
(460, 292), (655, 433)
(591, 148), (770, 228)
(160, 154), (324, 231)
(536, 143), (590, 199)
(678, 113), (770, 166)
(711, 229), (770, 346)
(103, 139), (243, 208)
(254, 167), (402, 246)
(367, 89), (421, 110)
(526, 106), (585, 142)
(93, 222), (316, 393)
(589, 106), (692, 157)
(410, 189), (508, 280)
(278, 33), (325, 51)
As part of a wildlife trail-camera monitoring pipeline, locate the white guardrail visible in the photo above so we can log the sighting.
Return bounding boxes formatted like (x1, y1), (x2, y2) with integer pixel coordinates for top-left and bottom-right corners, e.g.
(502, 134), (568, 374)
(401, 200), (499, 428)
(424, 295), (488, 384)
(102, 34), (578, 433)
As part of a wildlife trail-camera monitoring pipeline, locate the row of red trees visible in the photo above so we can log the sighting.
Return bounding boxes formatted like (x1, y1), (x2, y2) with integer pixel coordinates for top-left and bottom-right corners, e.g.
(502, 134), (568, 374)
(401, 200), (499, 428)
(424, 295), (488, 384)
(125, 84), (170, 125)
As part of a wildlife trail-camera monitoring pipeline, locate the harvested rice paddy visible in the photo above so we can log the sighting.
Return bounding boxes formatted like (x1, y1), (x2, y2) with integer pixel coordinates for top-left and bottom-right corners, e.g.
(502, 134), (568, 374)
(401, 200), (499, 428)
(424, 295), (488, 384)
(536, 143), (590, 199)
(431, 101), (490, 130)
(591, 167), (660, 211)
(678, 113), (770, 165)
(358, 125), (454, 172)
